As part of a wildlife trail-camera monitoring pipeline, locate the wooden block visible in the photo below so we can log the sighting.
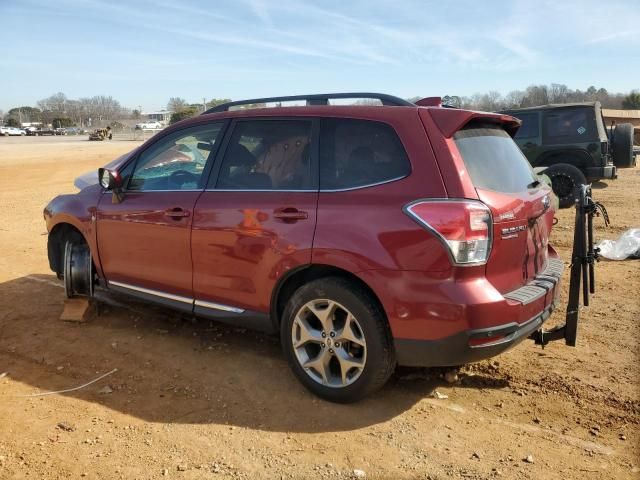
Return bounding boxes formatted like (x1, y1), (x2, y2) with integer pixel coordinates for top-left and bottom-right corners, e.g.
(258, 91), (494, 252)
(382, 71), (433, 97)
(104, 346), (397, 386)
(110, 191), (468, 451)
(60, 297), (94, 322)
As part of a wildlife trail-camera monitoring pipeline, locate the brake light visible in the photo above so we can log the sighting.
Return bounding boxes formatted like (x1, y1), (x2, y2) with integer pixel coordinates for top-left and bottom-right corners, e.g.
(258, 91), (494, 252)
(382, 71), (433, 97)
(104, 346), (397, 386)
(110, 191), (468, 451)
(404, 200), (492, 265)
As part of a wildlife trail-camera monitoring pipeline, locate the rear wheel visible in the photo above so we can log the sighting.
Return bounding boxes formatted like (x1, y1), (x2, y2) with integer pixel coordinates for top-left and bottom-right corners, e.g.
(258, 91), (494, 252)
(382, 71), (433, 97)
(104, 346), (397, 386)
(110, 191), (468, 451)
(545, 163), (587, 209)
(281, 277), (395, 403)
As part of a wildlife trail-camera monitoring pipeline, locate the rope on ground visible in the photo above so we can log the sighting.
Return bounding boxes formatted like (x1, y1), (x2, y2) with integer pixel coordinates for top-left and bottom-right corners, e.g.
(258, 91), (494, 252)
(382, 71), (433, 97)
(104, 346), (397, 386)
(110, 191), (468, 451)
(13, 368), (118, 398)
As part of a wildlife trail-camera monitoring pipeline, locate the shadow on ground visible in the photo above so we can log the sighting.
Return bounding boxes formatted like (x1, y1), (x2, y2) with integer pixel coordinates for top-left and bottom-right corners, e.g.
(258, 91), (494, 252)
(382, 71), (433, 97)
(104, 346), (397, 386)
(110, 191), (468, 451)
(0, 274), (509, 433)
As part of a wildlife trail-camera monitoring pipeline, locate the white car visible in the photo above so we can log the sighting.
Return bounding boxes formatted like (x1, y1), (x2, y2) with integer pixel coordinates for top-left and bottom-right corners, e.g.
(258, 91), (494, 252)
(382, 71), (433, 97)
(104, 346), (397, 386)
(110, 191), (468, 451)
(0, 126), (26, 136)
(135, 121), (162, 129)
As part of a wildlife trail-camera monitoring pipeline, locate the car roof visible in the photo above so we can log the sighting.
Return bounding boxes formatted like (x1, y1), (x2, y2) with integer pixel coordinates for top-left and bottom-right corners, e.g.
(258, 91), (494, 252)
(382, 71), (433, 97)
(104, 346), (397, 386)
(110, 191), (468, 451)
(503, 101), (601, 113)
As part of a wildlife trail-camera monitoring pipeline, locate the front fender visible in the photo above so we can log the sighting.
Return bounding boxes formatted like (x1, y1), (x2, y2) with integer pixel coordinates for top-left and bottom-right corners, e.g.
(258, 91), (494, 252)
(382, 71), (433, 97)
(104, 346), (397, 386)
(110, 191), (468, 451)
(44, 184), (103, 277)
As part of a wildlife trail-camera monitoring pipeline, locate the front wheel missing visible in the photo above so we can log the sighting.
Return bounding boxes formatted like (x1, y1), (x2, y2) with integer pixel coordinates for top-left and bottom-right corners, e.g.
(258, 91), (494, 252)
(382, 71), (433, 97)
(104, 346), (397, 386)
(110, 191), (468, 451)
(63, 241), (94, 298)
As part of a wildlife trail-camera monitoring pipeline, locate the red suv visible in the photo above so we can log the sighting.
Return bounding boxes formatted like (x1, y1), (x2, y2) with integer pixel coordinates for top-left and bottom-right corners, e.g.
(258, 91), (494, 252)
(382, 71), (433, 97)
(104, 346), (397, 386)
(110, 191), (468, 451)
(44, 93), (561, 402)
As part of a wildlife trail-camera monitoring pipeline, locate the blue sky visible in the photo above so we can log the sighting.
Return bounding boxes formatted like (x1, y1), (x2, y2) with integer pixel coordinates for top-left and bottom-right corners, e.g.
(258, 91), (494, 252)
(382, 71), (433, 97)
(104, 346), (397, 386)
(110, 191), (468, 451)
(0, 0), (638, 112)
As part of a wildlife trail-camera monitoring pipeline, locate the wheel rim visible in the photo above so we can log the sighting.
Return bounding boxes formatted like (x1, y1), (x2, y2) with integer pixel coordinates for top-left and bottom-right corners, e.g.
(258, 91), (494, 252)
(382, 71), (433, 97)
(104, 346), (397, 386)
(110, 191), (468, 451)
(551, 173), (574, 199)
(291, 299), (367, 388)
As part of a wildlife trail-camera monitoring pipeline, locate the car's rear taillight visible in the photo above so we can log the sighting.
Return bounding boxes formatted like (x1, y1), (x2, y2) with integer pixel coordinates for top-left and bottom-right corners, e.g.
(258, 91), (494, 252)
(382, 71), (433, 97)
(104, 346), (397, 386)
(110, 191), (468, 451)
(404, 200), (492, 265)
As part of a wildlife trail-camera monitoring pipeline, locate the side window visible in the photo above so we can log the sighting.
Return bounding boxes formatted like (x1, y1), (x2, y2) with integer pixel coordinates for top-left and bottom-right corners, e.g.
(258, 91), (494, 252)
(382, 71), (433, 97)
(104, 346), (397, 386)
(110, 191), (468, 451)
(215, 120), (313, 190)
(543, 108), (594, 143)
(128, 123), (223, 191)
(512, 113), (539, 139)
(319, 118), (410, 190)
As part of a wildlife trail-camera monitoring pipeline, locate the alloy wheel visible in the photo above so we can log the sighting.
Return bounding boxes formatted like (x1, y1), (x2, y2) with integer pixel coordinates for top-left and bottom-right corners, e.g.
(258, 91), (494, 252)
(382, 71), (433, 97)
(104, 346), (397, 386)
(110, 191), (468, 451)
(291, 299), (367, 388)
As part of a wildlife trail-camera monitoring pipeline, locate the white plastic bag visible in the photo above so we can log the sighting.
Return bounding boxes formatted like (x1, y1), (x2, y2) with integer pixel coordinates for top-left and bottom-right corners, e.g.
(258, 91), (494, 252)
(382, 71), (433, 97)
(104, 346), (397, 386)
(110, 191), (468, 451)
(596, 228), (640, 260)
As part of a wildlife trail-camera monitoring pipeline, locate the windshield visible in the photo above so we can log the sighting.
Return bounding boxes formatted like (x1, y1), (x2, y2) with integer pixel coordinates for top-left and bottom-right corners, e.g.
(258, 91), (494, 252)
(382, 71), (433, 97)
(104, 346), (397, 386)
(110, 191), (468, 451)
(454, 126), (537, 193)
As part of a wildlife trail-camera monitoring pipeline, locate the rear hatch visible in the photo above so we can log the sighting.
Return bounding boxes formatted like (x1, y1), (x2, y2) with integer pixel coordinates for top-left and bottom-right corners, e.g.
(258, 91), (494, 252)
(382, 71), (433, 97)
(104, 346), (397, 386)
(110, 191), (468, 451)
(453, 124), (555, 294)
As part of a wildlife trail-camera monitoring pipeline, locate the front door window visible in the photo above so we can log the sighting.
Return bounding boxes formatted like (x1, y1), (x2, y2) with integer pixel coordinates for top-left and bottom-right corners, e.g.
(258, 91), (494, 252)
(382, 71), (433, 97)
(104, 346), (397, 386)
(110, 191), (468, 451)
(129, 123), (223, 191)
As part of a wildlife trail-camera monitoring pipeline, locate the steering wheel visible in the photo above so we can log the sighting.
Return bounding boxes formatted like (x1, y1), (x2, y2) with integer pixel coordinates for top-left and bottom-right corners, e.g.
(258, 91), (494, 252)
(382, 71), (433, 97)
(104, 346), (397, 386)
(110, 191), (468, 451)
(168, 169), (198, 188)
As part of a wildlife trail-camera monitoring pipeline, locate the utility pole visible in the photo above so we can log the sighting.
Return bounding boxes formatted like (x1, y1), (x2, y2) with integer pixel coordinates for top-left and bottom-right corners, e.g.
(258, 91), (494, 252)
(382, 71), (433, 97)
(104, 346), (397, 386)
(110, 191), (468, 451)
(202, 97), (207, 112)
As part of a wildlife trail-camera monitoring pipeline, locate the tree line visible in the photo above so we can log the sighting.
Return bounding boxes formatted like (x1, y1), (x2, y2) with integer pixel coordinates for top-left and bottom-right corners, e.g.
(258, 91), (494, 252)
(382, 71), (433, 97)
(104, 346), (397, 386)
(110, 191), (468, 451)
(2, 92), (128, 128)
(3, 85), (639, 128)
(435, 84), (640, 111)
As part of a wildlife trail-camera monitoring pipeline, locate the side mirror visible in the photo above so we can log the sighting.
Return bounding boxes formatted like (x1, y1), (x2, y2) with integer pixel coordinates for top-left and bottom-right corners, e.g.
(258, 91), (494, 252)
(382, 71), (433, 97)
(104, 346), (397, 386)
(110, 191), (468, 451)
(98, 168), (120, 189)
(98, 168), (124, 203)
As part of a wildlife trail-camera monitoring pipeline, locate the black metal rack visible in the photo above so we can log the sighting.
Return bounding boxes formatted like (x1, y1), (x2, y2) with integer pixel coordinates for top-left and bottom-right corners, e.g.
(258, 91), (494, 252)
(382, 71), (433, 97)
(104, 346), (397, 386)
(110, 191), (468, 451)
(530, 184), (609, 346)
(203, 92), (414, 114)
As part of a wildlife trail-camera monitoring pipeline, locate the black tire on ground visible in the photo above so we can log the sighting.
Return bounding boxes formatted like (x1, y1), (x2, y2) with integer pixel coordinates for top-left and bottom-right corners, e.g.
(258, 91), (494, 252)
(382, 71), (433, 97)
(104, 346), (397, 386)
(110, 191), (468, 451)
(612, 123), (635, 168)
(544, 163), (587, 209)
(281, 277), (396, 403)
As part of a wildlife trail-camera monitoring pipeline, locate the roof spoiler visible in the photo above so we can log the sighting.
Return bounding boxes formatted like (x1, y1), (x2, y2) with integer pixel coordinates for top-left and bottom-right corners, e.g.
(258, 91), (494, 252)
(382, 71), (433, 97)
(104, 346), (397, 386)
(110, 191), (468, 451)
(415, 97), (442, 107)
(427, 109), (522, 138)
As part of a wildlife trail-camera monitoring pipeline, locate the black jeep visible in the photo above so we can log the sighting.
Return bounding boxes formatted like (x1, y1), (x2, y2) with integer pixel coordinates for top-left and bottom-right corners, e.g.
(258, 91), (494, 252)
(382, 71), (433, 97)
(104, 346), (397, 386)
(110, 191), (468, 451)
(503, 102), (635, 208)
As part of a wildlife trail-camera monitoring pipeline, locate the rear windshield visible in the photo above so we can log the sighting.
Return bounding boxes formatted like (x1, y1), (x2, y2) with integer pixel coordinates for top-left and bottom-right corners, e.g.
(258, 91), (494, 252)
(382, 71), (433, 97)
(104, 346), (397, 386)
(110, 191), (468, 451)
(454, 126), (537, 193)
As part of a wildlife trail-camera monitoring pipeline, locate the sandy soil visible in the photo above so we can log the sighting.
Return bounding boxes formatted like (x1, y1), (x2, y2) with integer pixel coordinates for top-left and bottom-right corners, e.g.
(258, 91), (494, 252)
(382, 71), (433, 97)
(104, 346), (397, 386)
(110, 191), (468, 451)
(0, 136), (638, 480)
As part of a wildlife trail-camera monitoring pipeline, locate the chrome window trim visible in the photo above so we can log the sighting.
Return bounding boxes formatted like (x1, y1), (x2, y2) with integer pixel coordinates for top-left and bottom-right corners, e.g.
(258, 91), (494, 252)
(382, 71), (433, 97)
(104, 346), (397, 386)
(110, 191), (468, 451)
(319, 174), (408, 192)
(108, 280), (193, 304)
(194, 299), (245, 314)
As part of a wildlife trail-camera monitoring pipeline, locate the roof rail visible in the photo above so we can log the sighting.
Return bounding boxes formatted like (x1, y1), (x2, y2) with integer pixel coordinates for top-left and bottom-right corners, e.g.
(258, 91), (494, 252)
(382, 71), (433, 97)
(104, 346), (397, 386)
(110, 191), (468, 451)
(203, 92), (414, 114)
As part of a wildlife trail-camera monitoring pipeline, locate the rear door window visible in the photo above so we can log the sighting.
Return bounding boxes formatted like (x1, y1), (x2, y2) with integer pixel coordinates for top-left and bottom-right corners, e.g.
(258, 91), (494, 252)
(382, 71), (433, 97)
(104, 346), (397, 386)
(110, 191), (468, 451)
(454, 126), (537, 193)
(215, 120), (313, 190)
(319, 118), (410, 190)
(543, 107), (595, 143)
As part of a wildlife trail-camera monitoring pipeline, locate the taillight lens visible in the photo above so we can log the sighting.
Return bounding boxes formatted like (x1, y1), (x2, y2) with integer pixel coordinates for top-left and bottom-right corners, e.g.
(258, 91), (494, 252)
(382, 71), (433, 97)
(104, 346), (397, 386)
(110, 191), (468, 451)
(404, 200), (492, 265)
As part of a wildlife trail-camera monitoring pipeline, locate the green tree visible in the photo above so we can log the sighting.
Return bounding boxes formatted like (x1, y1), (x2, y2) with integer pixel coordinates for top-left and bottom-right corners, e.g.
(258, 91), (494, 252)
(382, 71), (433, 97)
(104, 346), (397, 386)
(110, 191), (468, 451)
(622, 91), (640, 109)
(8, 106), (42, 123)
(169, 106), (199, 124)
(206, 98), (232, 109)
(52, 117), (74, 128)
(6, 118), (19, 127)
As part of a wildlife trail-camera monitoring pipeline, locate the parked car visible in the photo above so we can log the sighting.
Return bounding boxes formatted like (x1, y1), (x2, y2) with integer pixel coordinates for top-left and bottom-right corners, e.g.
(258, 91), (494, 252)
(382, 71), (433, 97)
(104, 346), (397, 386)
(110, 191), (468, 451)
(502, 102), (636, 208)
(0, 126), (26, 136)
(44, 93), (562, 402)
(135, 121), (162, 129)
(54, 128), (67, 135)
(26, 127), (56, 136)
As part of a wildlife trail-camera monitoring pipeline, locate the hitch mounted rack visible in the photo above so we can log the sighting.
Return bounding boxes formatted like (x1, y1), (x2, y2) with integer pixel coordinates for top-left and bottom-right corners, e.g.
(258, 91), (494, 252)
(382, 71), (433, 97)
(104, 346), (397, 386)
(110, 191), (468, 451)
(529, 184), (609, 346)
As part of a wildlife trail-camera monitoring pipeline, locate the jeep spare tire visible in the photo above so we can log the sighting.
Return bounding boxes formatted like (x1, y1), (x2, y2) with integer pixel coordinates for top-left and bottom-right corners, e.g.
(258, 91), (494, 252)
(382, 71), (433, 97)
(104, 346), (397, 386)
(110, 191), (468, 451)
(544, 163), (587, 209)
(612, 123), (635, 168)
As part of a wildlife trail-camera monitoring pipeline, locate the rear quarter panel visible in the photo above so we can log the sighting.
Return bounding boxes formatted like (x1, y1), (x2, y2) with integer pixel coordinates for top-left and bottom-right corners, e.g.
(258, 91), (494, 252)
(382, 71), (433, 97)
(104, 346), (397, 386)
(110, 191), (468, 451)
(312, 108), (450, 273)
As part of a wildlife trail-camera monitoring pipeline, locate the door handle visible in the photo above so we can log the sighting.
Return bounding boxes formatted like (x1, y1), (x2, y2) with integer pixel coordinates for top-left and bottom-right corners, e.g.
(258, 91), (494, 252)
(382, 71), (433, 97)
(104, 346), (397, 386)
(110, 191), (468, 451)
(523, 142), (536, 148)
(164, 207), (190, 219)
(273, 208), (308, 221)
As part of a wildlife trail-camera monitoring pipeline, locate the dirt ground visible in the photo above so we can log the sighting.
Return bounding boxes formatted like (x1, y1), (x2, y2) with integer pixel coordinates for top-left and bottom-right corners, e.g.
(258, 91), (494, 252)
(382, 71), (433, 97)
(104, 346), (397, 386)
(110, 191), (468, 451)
(0, 136), (638, 480)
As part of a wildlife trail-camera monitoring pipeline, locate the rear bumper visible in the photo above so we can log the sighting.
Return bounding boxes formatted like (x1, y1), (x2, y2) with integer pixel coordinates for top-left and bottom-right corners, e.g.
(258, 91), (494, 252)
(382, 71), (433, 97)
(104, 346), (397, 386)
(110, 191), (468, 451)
(394, 301), (555, 367)
(388, 255), (564, 367)
(585, 164), (616, 181)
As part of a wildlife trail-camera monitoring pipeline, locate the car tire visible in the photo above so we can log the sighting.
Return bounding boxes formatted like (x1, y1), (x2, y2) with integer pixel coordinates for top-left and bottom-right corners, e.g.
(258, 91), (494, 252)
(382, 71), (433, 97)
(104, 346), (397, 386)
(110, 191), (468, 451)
(281, 277), (395, 403)
(544, 163), (587, 209)
(612, 123), (635, 168)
